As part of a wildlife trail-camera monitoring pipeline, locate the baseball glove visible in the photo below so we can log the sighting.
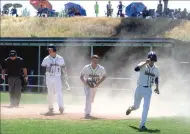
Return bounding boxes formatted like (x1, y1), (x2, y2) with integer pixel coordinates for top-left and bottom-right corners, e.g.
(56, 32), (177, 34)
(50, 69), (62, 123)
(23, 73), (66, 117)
(86, 78), (96, 88)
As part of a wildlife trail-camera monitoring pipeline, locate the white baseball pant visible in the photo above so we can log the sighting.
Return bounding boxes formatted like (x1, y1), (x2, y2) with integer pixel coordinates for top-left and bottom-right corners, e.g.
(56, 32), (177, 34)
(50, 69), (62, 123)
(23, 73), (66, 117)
(84, 86), (97, 115)
(133, 86), (152, 128)
(46, 76), (63, 109)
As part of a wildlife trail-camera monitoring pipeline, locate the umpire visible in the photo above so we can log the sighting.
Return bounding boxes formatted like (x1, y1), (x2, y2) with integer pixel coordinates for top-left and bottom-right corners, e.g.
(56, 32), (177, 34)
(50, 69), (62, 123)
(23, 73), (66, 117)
(1, 50), (28, 107)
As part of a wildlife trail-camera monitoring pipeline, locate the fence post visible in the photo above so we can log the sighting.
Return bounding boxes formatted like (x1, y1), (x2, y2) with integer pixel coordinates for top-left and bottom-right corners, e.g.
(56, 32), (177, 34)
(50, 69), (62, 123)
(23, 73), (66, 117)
(150, 44), (153, 51)
(3, 78), (6, 92)
(90, 45), (93, 56)
(38, 46), (41, 92)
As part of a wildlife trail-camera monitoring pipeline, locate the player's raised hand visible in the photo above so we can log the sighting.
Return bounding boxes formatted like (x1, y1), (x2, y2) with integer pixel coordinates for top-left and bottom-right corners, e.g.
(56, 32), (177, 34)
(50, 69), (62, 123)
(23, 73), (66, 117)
(146, 59), (150, 64)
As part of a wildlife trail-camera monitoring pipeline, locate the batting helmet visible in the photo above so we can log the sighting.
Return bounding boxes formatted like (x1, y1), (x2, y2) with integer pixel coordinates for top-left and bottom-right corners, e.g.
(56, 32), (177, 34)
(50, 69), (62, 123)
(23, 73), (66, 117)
(9, 50), (17, 57)
(47, 44), (56, 52)
(148, 51), (157, 62)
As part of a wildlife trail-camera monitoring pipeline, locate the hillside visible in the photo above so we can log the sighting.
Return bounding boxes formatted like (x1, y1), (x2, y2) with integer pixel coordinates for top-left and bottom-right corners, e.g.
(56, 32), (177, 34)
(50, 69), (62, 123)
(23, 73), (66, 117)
(1, 16), (190, 41)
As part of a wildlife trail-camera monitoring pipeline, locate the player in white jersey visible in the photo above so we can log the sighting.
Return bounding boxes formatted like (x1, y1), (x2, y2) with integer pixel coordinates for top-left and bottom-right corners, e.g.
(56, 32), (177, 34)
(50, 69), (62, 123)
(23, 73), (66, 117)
(41, 44), (68, 115)
(126, 51), (160, 131)
(80, 55), (107, 118)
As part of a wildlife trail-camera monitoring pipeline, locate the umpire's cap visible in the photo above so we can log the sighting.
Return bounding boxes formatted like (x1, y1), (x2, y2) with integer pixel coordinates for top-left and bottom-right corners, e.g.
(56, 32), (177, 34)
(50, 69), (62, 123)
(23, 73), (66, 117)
(9, 50), (17, 57)
(47, 44), (56, 52)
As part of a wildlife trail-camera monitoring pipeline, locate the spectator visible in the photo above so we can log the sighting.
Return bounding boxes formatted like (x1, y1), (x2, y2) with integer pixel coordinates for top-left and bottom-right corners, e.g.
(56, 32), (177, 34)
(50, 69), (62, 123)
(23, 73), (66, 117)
(11, 7), (18, 17)
(131, 5), (137, 17)
(181, 8), (187, 19)
(68, 7), (75, 17)
(163, 0), (168, 14)
(117, 1), (125, 17)
(106, 1), (113, 17)
(187, 13), (190, 20)
(142, 7), (148, 18)
(175, 8), (182, 18)
(94, 1), (99, 17)
(37, 8), (42, 17)
(157, 0), (163, 16)
(74, 8), (81, 16)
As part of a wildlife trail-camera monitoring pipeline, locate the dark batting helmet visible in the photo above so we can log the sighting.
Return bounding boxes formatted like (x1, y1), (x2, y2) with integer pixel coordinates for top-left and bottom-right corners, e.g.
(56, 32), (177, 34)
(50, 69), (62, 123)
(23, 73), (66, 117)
(148, 51), (157, 62)
(47, 44), (56, 52)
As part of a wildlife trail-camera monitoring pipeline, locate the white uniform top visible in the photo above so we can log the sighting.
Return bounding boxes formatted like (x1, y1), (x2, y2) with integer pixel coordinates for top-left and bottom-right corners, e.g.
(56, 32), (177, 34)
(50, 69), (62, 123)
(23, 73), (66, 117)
(137, 62), (159, 87)
(80, 64), (107, 83)
(41, 54), (65, 77)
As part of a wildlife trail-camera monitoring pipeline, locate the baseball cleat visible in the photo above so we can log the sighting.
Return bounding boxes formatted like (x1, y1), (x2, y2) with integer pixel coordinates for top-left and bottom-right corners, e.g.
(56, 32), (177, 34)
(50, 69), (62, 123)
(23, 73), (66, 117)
(84, 114), (91, 119)
(59, 107), (64, 114)
(45, 108), (54, 116)
(139, 126), (148, 131)
(126, 107), (132, 115)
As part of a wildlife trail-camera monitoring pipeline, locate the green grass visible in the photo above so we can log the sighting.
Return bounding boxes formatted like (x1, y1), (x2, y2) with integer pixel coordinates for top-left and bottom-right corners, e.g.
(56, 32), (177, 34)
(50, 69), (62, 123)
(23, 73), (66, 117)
(1, 92), (190, 134)
(1, 118), (190, 134)
(0, 92), (47, 104)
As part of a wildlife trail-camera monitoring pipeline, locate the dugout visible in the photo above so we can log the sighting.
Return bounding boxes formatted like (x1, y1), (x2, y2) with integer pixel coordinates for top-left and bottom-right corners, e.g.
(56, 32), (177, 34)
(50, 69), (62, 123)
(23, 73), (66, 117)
(0, 37), (177, 93)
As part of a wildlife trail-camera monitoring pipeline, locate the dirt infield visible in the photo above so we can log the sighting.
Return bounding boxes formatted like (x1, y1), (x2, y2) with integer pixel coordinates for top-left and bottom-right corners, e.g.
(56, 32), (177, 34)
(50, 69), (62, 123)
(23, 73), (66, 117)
(1, 104), (136, 120)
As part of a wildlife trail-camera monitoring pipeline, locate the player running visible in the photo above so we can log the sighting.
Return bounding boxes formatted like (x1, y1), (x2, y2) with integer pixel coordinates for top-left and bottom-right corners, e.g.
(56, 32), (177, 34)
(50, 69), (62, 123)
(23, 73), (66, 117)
(41, 44), (68, 115)
(126, 51), (160, 131)
(80, 55), (107, 118)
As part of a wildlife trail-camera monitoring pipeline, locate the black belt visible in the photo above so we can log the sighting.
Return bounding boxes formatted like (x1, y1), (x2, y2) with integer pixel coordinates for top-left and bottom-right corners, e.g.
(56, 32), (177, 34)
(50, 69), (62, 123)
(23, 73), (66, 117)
(143, 86), (151, 88)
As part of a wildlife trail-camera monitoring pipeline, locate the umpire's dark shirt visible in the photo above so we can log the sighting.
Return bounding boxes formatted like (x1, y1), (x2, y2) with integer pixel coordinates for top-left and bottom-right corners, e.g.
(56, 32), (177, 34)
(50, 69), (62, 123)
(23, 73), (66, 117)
(2, 57), (26, 77)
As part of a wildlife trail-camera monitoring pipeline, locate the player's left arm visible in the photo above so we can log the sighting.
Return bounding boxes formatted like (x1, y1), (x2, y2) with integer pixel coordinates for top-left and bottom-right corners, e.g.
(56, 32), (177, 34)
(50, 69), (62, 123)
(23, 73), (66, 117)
(154, 68), (160, 94)
(60, 57), (68, 76)
(95, 66), (107, 87)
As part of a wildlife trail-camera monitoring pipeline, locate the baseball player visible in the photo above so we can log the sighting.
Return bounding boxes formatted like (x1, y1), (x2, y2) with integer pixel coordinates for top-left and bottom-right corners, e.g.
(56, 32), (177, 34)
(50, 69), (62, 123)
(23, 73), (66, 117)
(126, 51), (160, 131)
(80, 55), (107, 118)
(41, 44), (68, 115)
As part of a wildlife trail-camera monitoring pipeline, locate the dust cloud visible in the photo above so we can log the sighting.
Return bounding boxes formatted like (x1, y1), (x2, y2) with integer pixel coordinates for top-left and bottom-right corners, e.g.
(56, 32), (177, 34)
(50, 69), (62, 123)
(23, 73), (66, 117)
(56, 42), (190, 118)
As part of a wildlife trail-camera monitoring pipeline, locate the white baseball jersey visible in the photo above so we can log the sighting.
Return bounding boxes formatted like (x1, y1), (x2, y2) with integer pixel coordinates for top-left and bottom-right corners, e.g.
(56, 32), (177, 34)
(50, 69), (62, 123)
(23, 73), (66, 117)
(80, 64), (107, 83)
(41, 54), (65, 76)
(137, 62), (159, 87)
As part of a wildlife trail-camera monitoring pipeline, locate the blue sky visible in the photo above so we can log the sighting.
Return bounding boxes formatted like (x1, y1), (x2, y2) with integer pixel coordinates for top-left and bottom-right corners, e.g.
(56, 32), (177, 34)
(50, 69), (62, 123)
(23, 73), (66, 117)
(1, 0), (190, 17)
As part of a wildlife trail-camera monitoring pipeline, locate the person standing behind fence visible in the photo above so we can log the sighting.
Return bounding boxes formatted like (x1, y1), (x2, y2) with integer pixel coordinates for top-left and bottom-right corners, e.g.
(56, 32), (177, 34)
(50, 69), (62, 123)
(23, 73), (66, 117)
(1, 50), (28, 107)
(94, 1), (99, 17)
(117, 1), (124, 17)
(41, 44), (66, 115)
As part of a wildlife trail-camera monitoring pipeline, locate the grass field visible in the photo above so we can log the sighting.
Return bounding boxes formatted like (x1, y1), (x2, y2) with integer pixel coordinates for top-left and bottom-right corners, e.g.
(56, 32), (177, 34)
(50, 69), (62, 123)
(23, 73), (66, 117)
(1, 92), (190, 134)
(1, 118), (190, 134)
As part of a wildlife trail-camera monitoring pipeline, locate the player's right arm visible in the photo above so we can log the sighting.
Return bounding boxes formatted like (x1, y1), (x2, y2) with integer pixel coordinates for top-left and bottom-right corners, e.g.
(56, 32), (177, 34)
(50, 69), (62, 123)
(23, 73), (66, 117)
(134, 59), (150, 72)
(80, 66), (87, 85)
(41, 57), (48, 67)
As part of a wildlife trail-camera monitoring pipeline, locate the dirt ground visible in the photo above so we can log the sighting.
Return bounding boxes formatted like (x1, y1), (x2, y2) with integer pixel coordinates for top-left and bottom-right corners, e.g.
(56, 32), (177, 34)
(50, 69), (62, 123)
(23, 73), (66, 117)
(1, 103), (136, 120)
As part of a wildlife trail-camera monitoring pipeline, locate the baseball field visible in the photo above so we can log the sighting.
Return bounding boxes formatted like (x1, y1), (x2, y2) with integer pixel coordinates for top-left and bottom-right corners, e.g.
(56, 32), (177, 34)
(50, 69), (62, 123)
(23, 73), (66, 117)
(1, 91), (190, 134)
(1, 16), (190, 134)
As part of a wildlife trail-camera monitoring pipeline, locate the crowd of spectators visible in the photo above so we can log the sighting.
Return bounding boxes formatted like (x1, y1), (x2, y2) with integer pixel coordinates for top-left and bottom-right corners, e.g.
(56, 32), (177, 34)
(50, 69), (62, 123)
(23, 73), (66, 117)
(1, 0), (190, 20)
(100, 0), (190, 20)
